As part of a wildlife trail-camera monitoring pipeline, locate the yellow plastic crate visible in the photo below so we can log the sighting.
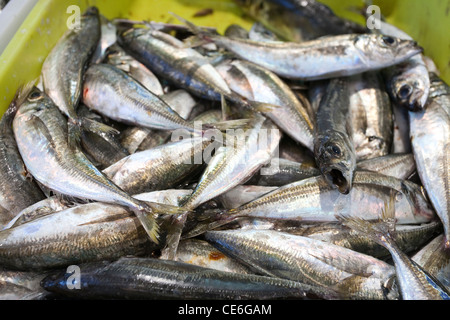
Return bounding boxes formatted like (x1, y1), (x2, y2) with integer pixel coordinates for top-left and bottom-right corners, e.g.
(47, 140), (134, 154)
(0, 0), (449, 116)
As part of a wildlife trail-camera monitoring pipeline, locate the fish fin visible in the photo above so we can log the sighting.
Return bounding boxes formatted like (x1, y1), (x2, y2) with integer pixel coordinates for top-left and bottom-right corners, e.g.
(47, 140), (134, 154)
(3, 82), (36, 124)
(68, 121), (82, 150)
(337, 194), (397, 248)
(159, 212), (189, 260)
(201, 118), (251, 131)
(80, 117), (120, 136)
(28, 114), (58, 150)
(169, 12), (215, 40)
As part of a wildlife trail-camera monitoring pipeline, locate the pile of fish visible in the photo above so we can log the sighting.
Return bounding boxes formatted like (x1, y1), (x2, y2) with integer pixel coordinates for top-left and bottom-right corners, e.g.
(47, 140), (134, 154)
(0, 0), (449, 300)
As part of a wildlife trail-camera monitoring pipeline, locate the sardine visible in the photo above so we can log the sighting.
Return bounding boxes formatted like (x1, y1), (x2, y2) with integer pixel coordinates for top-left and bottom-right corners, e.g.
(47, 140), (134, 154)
(0, 201), (156, 270)
(205, 171), (435, 228)
(102, 136), (213, 195)
(341, 203), (450, 300)
(409, 74), (450, 247)
(0, 87), (45, 228)
(347, 72), (393, 160)
(205, 229), (398, 300)
(183, 20), (423, 81)
(234, 0), (366, 42)
(41, 256), (337, 300)
(377, 20), (430, 112)
(314, 77), (356, 194)
(215, 58), (315, 151)
(412, 235), (450, 291)
(41, 7), (109, 146)
(12, 87), (187, 243)
(294, 221), (442, 259)
(175, 238), (253, 274)
(82, 64), (200, 133)
(0, 267), (48, 300)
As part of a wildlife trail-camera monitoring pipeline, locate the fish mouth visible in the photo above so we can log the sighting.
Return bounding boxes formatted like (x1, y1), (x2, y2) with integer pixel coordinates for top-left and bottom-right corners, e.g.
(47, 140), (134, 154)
(396, 84), (428, 112)
(325, 168), (352, 195)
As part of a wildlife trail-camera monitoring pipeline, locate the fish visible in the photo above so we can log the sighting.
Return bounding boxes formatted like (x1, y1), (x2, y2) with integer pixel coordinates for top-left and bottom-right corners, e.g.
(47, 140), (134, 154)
(215, 58), (315, 151)
(0, 201), (157, 270)
(105, 43), (165, 95)
(0, 86), (45, 228)
(356, 153), (416, 180)
(78, 105), (129, 168)
(412, 235), (450, 291)
(233, 0), (366, 42)
(347, 72), (393, 160)
(0, 267), (48, 300)
(293, 221), (443, 259)
(180, 114), (281, 211)
(409, 73), (450, 247)
(246, 157), (320, 186)
(376, 20), (430, 112)
(82, 63), (201, 133)
(205, 229), (398, 300)
(193, 171), (436, 235)
(118, 28), (240, 104)
(12, 87), (188, 244)
(314, 77), (356, 194)
(175, 238), (253, 274)
(102, 135), (213, 195)
(118, 89), (197, 153)
(41, 256), (340, 300)
(179, 16), (423, 81)
(341, 200), (450, 300)
(41, 7), (114, 147)
(2, 196), (70, 230)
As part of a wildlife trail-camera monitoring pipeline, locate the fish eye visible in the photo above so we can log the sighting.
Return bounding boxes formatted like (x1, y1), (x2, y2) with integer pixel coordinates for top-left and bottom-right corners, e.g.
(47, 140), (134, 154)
(381, 36), (396, 46)
(28, 90), (43, 101)
(327, 144), (341, 156)
(398, 84), (413, 99)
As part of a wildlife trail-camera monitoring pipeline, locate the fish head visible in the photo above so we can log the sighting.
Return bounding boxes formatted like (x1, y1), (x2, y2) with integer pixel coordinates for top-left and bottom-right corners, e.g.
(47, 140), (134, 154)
(118, 27), (149, 47)
(315, 131), (356, 195)
(15, 87), (53, 120)
(389, 72), (429, 112)
(355, 34), (423, 68)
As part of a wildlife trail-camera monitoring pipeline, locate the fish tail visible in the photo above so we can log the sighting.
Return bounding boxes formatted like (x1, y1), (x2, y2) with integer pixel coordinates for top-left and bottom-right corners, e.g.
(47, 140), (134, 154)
(132, 207), (160, 244)
(137, 201), (193, 244)
(80, 117), (120, 137)
(169, 12), (216, 42)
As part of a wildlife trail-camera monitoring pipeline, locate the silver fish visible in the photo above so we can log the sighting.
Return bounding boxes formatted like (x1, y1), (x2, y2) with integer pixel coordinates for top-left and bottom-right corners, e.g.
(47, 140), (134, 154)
(409, 74), (450, 248)
(341, 203), (450, 300)
(377, 20), (430, 112)
(0, 87), (45, 227)
(347, 72), (393, 160)
(412, 235), (450, 291)
(205, 229), (398, 300)
(41, 7), (104, 146)
(12, 87), (187, 243)
(215, 58), (315, 151)
(314, 77), (356, 194)
(41, 256), (337, 300)
(182, 19), (423, 81)
(175, 238), (253, 274)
